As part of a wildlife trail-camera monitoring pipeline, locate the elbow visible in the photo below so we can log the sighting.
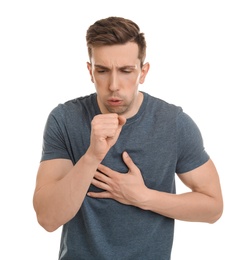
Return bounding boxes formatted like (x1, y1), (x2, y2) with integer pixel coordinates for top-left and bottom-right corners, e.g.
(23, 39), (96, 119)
(208, 210), (223, 224)
(33, 196), (61, 232)
(36, 214), (61, 232)
(208, 200), (224, 224)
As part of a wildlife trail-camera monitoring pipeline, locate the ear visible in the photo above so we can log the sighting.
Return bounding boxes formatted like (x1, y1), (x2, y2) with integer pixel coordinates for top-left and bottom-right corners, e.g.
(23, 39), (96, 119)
(87, 62), (94, 83)
(139, 62), (150, 84)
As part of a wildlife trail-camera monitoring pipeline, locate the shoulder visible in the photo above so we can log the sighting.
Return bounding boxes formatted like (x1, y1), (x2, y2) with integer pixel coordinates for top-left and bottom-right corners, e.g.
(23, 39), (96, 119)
(49, 93), (98, 119)
(143, 91), (183, 118)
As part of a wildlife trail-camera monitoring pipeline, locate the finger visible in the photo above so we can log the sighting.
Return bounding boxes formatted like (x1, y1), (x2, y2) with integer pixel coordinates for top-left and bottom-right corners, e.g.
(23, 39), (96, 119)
(91, 178), (110, 191)
(122, 151), (138, 173)
(87, 191), (112, 199)
(92, 114), (123, 136)
(112, 115), (126, 139)
(118, 115), (126, 126)
(94, 170), (110, 181)
(97, 164), (115, 178)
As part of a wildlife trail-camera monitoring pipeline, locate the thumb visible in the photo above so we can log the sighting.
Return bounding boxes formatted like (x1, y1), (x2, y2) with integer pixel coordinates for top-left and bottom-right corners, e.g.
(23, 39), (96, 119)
(115, 116), (126, 139)
(118, 115), (126, 127)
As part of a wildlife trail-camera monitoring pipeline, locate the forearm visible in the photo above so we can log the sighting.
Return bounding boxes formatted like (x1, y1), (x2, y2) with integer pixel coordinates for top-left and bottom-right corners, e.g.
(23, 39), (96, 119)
(33, 153), (100, 232)
(139, 189), (223, 223)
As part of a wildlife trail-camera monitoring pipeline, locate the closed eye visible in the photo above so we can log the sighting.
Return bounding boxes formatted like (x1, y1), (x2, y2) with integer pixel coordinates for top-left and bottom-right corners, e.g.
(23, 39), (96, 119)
(121, 69), (132, 73)
(97, 69), (108, 73)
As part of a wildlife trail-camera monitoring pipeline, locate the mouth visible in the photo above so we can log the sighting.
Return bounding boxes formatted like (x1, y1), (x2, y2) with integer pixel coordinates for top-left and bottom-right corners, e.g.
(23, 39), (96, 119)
(107, 98), (123, 106)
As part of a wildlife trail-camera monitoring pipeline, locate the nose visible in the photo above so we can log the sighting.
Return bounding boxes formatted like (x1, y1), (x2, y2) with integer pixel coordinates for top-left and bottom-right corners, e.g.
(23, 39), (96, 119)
(108, 72), (119, 91)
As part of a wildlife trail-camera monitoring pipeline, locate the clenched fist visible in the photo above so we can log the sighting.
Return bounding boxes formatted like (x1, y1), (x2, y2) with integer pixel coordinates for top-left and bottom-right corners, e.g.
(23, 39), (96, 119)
(89, 113), (126, 161)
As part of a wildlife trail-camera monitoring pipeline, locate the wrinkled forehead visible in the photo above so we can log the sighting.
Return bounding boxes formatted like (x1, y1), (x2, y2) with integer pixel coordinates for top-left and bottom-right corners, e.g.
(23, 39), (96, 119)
(90, 42), (140, 67)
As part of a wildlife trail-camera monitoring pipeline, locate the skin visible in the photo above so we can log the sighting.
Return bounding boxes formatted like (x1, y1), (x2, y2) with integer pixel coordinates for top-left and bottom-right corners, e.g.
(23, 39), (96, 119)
(87, 42), (149, 117)
(33, 42), (223, 232)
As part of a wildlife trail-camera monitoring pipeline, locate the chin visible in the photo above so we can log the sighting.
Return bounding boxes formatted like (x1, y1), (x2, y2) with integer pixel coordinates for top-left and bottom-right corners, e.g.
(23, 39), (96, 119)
(107, 106), (127, 115)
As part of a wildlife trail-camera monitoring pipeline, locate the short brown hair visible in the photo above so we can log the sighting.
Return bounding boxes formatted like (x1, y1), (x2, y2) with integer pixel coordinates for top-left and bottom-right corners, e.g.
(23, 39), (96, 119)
(86, 16), (147, 67)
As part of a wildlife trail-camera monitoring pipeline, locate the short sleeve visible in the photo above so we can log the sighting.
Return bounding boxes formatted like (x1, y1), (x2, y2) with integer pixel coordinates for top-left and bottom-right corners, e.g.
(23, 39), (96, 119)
(176, 111), (210, 174)
(41, 106), (71, 162)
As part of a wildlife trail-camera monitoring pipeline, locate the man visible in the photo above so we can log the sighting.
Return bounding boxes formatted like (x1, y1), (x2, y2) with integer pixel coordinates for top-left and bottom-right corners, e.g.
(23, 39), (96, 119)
(33, 16), (223, 259)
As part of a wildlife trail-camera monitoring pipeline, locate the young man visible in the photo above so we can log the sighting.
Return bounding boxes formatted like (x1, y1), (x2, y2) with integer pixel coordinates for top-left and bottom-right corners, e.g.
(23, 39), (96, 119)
(33, 16), (223, 259)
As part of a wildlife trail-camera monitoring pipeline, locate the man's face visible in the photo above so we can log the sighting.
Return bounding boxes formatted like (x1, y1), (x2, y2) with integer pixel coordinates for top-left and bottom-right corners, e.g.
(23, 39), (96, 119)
(87, 42), (149, 118)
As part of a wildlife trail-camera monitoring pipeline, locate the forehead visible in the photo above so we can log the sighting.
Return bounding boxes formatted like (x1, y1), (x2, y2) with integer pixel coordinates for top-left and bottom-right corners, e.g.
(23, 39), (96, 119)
(91, 42), (140, 66)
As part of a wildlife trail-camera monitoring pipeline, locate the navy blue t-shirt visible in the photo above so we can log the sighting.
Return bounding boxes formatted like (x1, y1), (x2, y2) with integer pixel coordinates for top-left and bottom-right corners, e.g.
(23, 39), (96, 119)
(41, 92), (209, 260)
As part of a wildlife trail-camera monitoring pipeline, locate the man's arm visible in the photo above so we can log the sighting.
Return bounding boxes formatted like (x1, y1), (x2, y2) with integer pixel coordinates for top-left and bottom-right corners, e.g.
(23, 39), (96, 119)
(142, 158), (223, 223)
(33, 114), (126, 232)
(88, 152), (223, 223)
(33, 154), (100, 232)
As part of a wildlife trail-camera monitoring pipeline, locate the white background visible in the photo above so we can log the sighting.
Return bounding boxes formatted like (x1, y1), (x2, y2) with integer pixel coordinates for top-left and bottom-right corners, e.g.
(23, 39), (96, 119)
(0, 0), (250, 259)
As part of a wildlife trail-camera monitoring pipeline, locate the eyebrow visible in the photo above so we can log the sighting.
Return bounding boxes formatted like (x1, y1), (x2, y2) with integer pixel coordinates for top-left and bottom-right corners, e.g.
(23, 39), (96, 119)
(94, 64), (137, 70)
